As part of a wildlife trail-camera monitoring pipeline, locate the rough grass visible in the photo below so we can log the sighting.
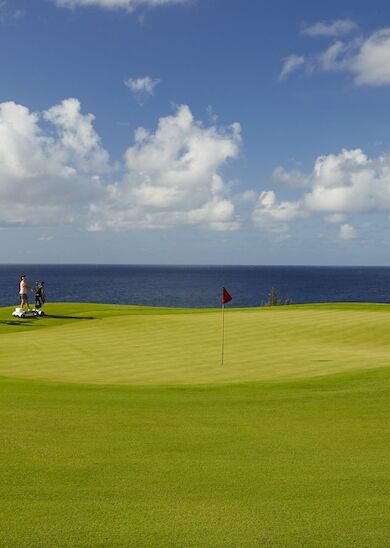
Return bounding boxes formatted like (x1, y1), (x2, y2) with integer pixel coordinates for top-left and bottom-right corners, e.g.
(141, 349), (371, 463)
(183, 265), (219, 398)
(0, 303), (389, 546)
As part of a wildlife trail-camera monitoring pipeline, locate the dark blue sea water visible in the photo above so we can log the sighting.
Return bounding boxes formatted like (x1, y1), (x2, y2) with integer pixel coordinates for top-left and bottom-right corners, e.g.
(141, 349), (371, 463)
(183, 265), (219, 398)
(1, 264), (390, 308)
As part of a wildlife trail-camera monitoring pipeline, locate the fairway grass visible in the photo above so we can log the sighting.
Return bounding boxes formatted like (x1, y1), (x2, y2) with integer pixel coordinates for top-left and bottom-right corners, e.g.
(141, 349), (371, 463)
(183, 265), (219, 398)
(0, 303), (389, 546)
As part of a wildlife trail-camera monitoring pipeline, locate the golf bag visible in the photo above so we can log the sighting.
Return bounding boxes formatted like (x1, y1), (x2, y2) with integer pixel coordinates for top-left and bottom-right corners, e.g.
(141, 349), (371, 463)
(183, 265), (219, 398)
(35, 281), (46, 309)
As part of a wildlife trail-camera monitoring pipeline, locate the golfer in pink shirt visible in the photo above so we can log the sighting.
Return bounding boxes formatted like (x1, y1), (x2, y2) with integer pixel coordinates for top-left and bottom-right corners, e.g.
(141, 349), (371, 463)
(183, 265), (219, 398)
(19, 275), (30, 309)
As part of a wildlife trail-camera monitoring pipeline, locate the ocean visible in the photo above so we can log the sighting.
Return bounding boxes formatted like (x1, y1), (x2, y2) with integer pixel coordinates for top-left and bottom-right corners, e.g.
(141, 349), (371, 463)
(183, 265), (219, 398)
(1, 264), (390, 308)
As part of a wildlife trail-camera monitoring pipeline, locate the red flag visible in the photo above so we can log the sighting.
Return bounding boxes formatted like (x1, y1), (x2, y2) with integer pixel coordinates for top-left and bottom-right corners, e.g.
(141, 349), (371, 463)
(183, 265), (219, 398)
(222, 287), (232, 305)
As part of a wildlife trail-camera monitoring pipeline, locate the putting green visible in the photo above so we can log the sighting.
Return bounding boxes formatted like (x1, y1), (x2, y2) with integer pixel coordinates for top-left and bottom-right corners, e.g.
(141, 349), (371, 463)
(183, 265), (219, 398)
(1, 302), (390, 384)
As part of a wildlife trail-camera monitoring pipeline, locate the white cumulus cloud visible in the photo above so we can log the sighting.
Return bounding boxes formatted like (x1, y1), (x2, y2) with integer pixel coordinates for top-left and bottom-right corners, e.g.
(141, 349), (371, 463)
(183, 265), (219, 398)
(252, 191), (306, 233)
(279, 54), (305, 80)
(51, 0), (189, 12)
(90, 105), (241, 231)
(317, 40), (352, 72)
(254, 147), (390, 237)
(324, 213), (346, 224)
(125, 76), (161, 104)
(302, 19), (358, 38)
(0, 98), (107, 226)
(282, 26), (390, 86)
(43, 98), (110, 173)
(351, 29), (390, 85)
(303, 148), (390, 213)
(0, 0), (25, 23)
(273, 165), (311, 187)
(339, 223), (357, 240)
(0, 98), (241, 232)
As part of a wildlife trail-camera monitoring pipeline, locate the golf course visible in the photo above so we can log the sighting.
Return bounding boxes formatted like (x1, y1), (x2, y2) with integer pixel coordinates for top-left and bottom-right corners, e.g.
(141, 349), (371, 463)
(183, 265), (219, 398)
(1, 302), (389, 546)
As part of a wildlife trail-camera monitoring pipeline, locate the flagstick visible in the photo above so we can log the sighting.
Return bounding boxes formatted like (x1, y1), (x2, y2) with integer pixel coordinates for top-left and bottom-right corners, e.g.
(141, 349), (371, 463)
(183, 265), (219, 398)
(221, 287), (232, 366)
(221, 302), (225, 365)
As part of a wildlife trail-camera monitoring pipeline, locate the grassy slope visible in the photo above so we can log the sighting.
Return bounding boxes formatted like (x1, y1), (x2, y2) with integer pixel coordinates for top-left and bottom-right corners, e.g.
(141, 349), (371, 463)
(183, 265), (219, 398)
(0, 304), (389, 546)
(1, 303), (390, 384)
(0, 370), (389, 547)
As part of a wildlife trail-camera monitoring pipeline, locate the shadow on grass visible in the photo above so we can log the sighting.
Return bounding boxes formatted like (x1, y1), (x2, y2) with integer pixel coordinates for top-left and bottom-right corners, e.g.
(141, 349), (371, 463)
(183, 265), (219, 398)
(44, 314), (96, 320)
(0, 320), (35, 326)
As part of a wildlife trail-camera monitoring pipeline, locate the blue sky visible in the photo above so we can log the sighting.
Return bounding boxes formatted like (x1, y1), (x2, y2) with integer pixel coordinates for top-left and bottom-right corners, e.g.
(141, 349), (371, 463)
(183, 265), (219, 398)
(1, 0), (390, 264)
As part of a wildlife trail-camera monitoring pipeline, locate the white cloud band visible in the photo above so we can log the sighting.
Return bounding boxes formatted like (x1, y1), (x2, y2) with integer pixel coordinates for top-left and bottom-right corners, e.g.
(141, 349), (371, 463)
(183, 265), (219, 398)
(51, 0), (189, 12)
(302, 19), (358, 38)
(253, 147), (390, 239)
(0, 99), (241, 232)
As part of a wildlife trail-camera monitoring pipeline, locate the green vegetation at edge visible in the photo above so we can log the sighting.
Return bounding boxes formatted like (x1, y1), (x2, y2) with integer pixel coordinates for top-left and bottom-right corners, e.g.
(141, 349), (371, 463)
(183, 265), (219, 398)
(0, 303), (389, 546)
